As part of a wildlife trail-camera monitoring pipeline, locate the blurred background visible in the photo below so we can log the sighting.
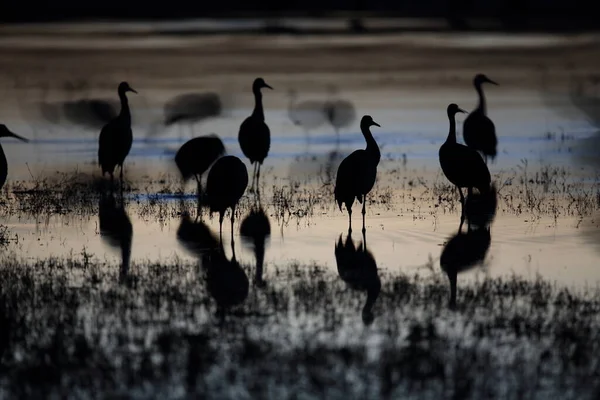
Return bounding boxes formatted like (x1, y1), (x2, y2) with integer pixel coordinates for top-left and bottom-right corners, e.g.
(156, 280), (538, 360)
(2, 0), (598, 31)
(0, 0), (599, 181)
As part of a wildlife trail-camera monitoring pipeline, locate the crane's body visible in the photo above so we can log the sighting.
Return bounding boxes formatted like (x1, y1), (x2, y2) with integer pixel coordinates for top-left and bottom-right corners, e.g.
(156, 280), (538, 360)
(334, 115), (381, 233)
(98, 82), (137, 185)
(238, 78), (272, 193)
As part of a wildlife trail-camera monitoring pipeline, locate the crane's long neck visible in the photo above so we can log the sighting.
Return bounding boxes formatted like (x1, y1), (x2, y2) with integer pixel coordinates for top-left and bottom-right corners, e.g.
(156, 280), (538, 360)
(475, 82), (486, 114)
(252, 88), (264, 120)
(362, 125), (380, 164)
(446, 113), (457, 144)
(119, 91), (131, 124)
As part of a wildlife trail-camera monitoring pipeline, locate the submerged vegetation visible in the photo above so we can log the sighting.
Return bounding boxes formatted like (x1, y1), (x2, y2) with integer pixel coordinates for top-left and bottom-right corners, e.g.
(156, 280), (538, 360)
(1, 158), (599, 226)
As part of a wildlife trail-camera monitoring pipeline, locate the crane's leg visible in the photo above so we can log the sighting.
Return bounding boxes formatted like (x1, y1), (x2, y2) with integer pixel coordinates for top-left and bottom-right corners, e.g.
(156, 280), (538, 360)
(250, 163), (257, 193)
(458, 186), (465, 229)
(230, 205), (235, 247)
(347, 206), (352, 234)
(362, 226), (367, 250)
(109, 172), (114, 193)
(362, 194), (367, 234)
(256, 164), (262, 193)
(219, 213), (224, 243)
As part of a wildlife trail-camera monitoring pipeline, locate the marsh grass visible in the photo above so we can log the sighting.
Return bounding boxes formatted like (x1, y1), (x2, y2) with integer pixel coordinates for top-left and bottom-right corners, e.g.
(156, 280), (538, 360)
(1, 158), (598, 227)
(1, 252), (600, 399)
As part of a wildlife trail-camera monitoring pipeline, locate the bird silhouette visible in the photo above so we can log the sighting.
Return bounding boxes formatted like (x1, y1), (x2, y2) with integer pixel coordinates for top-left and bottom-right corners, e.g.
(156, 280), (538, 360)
(57, 79), (121, 131)
(334, 230), (381, 325)
(440, 224), (492, 310)
(0, 125), (29, 192)
(287, 89), (327, 152)
(64, 98), (119, 131)
(240, 206), (271, 287)
(324, 85), (356, 146)
(204, 237), (250, 317)
(238, 77), (272, 194)
(163, 92), (223, 140)
(99, 192), (133, 285)
(440, 185), (497, 309)
(205, 155), (249, 240)
(463, 74), (499, 163)
(334, 115), (381, 234)
(174, 134), (226, 214)
(176, 211), (220, 259)
(439, 103), (491, 226)
(98, 81), (137, 189)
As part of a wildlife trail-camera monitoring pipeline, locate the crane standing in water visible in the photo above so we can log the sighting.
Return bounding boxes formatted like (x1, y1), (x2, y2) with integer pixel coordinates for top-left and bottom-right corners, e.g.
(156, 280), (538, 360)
(238, 78), (272, 193)
(98, 81), (137, 188)
(334, 115), (381, 234)
(0, 125), (29, 191)
(439, 103), (491, 227)
(174, 134), (226, 214)
(463, 74), (499, 163)
(205, 155), (249, 241)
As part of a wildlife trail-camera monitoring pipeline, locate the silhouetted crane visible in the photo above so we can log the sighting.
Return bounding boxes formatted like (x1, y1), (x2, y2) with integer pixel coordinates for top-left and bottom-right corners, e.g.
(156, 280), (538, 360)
(204, 238), (249, 318)
(334, 230), (381, 325)
(163, 92), (223, 139)
(440, 224), (491, 309)
(64, 98), (119, 130)
(56, 79), (120, 131)
(463, 74), (498, 163)
(99, 192), (133, 285)
(174, 134), (226, 213)
(238, 77), (272, 193)
(205, 155), (249, 240)
(324, 85), (356, 145)
(98, 82), (137, 188)
(334, 115), (381, 233)
(176, 211), (220, 259)
(287, 88), (327, 152)
(0, 125), (29, 191)
(240, 206), (271, 287)
(439, 103), (491, 226)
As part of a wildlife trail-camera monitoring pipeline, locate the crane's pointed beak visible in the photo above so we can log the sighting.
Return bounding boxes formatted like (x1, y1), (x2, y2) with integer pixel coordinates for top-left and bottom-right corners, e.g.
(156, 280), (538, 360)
(4, 129), (29, 142)
(372, 121), (381, 127)
(263, 83), (273, 90)
(457, 107), (468, 114)
(487, 79), (499, 85)
(128, 88), (138, 94)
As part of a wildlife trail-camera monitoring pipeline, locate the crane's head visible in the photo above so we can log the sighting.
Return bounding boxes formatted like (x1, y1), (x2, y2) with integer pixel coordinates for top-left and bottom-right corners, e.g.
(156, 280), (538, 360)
(0, 125), (28, 142)
(447, 103), (467, 117)
(118, 81), (138, 95)
(253, 78), (273, 92)
(474, 74), (498, 87)
(360, 115), (381, 128)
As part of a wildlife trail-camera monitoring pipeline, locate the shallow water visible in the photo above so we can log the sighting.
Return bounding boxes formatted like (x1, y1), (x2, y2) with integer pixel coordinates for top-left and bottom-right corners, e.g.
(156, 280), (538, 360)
(1, 27), (600, 398)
